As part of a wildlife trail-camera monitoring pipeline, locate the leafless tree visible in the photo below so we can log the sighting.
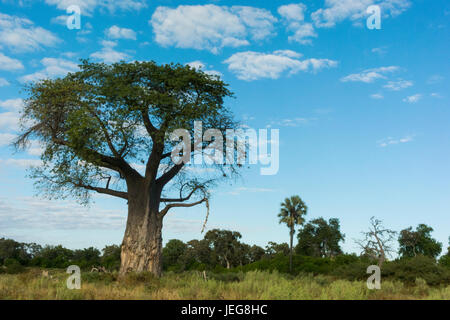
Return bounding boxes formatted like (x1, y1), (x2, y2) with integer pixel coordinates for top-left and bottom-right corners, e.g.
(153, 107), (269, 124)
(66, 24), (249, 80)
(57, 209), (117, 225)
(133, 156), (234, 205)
(355, 216), (397, 268)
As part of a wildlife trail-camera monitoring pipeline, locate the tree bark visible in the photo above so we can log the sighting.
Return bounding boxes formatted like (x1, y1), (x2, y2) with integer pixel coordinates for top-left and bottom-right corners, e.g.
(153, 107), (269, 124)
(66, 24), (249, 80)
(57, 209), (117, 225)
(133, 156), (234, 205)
(119, 182), (163, 277)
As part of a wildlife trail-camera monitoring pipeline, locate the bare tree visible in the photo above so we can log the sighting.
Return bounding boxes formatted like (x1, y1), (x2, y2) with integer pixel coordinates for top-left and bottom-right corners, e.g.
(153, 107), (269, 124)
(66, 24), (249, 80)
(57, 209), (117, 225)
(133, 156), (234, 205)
(355, 217), (397, 268)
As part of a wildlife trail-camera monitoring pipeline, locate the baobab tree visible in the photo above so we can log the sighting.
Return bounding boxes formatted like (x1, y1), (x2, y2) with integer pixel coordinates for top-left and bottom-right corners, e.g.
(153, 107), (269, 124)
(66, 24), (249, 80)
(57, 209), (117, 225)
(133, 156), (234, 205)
(15, 60), (241, 277)
(278, 195), (307, 273)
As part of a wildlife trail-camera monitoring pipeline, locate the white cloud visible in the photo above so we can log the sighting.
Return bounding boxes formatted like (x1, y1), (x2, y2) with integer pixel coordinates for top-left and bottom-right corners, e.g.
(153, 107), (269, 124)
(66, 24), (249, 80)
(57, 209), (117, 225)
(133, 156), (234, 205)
(150, 5), (277, 53)
(0, 112), (20, 131)
(278, 4), (317, 45)
(106, 25), (137, 40)
(0, 98), (23, 112)
(341, 66), (399, 83)
(371, 47), (387, 55)
(0, 13), (60, 52)
(0, 78), (10, 87)
(278, 3), (306, 21)
(370, 93), (384, 99)
(287, 23), (317, 44)
(224, 50), (337, 81)
(186, 61), (222, 77)
(50, 15), (68, 26)
(0, 158), (42, 168)
(0, 52), (24, 71)
(378, 135), (414, 147)
(402, 94), (421, 103)
(383, 79), (413, 91)
(0, 99), (23, 132)
(45, 0), (147, 16)
(0, 196), (126, 230)
(0, 133), (16, 146)
(430, 93), (442, 98)
(312, 0), (411, 28)
(90, 41), (130, 63)
(20, 58), (78, 82)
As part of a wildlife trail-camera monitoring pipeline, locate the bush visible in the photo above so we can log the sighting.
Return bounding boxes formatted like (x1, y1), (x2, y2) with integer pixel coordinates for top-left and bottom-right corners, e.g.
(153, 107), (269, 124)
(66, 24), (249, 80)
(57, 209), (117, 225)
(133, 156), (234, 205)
(383, 255), (450, 286)
(4, 258), (25, 274)
(82, 271), (117, 284)
(439, 255), (450, 269)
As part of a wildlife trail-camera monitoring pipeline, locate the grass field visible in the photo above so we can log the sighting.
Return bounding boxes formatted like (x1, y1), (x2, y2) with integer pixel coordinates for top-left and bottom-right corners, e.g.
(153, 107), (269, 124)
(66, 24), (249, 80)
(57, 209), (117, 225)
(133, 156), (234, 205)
(1, 269), (449, 300)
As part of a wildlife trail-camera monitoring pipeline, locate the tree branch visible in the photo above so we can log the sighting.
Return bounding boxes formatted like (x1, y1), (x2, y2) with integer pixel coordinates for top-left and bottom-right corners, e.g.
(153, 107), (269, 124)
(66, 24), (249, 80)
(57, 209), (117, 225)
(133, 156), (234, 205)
(160, 186), (201, 203)
(74, 182), (128, 200)
(156, 163), (184, 187)
(160, 198), (206, 217)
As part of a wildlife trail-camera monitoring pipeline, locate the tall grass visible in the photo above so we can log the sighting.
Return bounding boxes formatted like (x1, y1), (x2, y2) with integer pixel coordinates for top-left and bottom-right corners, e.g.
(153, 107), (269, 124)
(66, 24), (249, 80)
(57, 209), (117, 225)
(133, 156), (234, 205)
(0, 269), (449, 300)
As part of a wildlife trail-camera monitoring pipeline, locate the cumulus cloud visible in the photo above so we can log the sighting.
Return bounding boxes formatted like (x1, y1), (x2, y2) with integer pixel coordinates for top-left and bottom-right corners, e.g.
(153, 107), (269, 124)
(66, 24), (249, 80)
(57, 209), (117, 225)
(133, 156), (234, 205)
(312, 0), (411, 28)
(0, 13), (60, 52)
(341, 66), (399, 83)
(278, 3), (317, 45)
(0, 52), (24, 71)
(150, 5), (277, 53)
(45, 0), (148, 16)
(383, 79), (413, 90)
(20, 58), (78, 83)
(224, 50), (337, 81)
(0, 112), (20, 131)
(402, 94), (421, 103)
(0, 98), (23, 112)
(106, 25), (137, 40)
(90, 41), (130, 63)
(186, 61), (222, 77)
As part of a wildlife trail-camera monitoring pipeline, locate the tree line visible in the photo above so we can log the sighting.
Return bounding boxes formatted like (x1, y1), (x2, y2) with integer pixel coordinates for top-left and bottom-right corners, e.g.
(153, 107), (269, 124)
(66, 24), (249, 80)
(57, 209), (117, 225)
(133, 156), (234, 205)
(2, 195), (449, 284)
(1, 222), (448, 275)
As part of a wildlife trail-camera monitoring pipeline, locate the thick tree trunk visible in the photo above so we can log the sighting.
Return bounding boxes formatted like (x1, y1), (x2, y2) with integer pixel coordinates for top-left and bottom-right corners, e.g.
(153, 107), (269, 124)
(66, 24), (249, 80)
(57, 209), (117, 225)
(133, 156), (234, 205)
(120, 184), (163, 277)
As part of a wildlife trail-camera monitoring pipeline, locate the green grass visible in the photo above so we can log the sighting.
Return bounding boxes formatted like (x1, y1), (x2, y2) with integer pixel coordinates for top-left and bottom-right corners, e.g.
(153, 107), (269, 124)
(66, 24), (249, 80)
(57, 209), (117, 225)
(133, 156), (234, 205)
(0, 268), (449, 300)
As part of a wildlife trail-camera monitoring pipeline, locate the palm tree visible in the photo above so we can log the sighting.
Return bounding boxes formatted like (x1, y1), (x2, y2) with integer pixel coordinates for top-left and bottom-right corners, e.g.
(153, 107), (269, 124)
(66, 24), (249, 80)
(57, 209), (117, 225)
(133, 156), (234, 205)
(278, 195), (308, 273)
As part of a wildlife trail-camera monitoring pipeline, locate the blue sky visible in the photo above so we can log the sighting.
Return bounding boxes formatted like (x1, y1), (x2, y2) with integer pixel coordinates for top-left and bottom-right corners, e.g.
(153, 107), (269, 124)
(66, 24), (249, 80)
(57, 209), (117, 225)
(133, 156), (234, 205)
(0, 0), (449, 256)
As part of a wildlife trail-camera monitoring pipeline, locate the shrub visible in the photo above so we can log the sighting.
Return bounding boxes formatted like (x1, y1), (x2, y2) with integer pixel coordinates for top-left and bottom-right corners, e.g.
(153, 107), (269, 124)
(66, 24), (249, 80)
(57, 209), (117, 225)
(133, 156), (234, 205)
(4, 258), (25, 274)
(82, 272), (117, 284)
(383, 256), (450, 286)
(439, 255), (450, 269)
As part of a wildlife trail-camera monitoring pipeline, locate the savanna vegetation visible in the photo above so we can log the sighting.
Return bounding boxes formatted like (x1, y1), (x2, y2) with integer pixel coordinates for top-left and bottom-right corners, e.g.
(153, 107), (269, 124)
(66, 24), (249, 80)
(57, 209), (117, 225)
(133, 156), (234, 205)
(6, 58), (450, 299)
(1, 208), (449, 299)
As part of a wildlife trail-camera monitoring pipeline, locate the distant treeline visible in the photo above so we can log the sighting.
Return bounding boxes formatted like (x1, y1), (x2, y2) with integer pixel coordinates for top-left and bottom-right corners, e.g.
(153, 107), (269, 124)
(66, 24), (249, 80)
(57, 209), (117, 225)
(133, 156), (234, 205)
(1, 222), (450, 285)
